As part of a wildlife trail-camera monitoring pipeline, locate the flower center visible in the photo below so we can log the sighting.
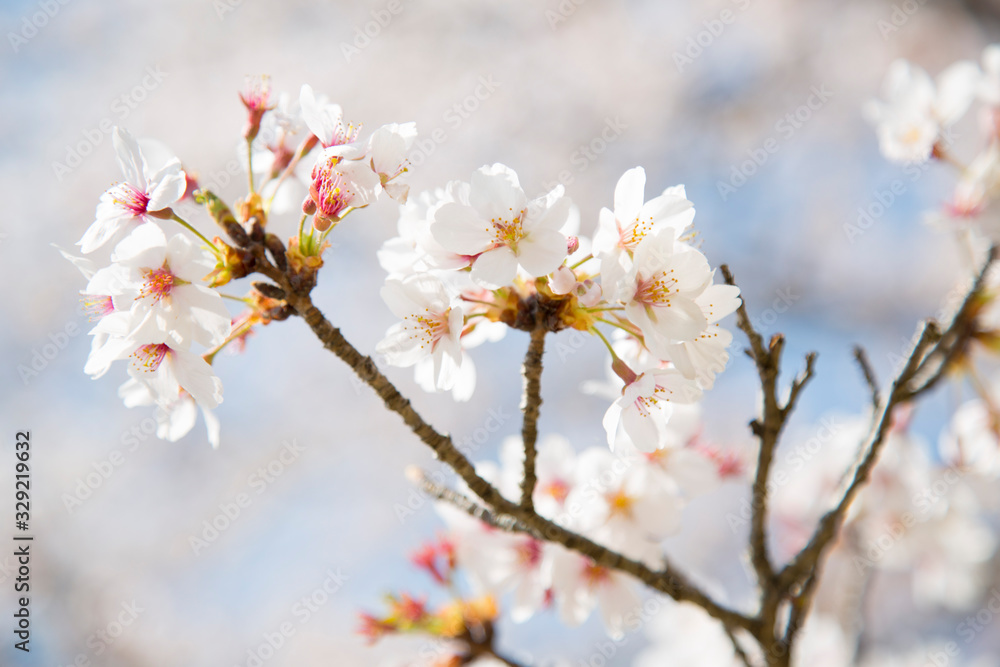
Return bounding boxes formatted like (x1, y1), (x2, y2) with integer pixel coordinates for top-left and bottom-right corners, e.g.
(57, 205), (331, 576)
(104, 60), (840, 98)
(634, 269), (679, 308)
(582, 562), (610, 587)
(515, 538), (543, 567)
(81, 295), (114, 320)
(488, 209), (525, 251)
(110, 182), (150, 216)
(312, 165), (354, 221)
(619, 214), (655, 250)
(140, 266), (175, 303)
(541, 478), (570, 504)
(607, 489), (634, 517)
(406, 308), (449, 350)
(131, 343), (169, 373)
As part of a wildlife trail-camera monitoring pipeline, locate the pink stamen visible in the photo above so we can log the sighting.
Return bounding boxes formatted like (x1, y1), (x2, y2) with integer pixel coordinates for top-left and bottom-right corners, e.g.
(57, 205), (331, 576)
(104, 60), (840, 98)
(109, 182), (150, 216)
(131, 343), (169, 373)
(140, 266), (175, 303)
(81, 295), (114, 320)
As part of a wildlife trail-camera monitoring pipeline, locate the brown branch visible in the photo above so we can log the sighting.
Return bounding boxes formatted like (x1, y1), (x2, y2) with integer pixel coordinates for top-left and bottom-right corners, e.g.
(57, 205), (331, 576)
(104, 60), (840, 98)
(251, 252), (755, 634)
(852, 346), (880, 410)
(520, 328), (546, 510)
(777, 247), (996, 596)
(720, 266), (816, 608)
(407, 467), (524, 532)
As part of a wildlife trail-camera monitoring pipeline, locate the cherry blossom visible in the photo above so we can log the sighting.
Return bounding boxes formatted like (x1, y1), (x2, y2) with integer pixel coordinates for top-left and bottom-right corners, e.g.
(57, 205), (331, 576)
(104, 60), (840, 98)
(78, 127), (186, 253)
(376, 274), (467, 394)
(865, 58), (981, 163)
(431, 164), (571, 288)
(602, 367), (702, 452)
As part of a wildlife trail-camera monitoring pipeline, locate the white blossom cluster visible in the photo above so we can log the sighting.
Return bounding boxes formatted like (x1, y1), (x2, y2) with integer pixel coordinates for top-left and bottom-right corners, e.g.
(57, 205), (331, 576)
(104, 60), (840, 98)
(66, 79), (420, 448)
(375, 164), (741, 453)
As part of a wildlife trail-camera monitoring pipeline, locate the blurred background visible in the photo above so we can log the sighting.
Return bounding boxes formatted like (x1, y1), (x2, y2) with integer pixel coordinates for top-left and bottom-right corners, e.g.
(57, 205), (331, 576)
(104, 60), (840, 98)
(3, 0), (1000, 664)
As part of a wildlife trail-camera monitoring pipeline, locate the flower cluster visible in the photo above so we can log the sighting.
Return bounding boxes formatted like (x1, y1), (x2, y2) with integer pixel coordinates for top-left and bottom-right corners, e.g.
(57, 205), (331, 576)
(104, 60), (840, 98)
(376, 164), (741, 452)
(866, 45), (1000, 241)
(426, 413), (744, 638)
(67, 77), (417, 447)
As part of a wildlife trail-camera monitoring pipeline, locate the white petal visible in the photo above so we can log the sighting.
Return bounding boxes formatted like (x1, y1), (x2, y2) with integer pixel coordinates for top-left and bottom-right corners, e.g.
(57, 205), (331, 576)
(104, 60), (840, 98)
(431, 202), (494, 255)
(113, 127), (146, 190)
(470, 246), (518, 288)
(614, 167), (645, 222)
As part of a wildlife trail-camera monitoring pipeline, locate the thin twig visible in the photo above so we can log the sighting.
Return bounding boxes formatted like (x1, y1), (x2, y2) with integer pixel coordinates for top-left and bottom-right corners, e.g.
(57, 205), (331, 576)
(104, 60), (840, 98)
(723, 623), (756, 667)
(520, 327), (546, 510)
(408, 468), (523, 532)
(852, 346), (880, 410)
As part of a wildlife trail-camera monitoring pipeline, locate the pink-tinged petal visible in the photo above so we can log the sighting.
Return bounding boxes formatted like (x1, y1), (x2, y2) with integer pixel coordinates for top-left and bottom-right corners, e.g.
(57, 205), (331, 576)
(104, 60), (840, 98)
(549, 265), (577, 294)
(113, 127), (146, 190)
(431, 202), (494, 255)
(517, 229), (567, 277)
(170, 348), (223, 408)
(470, 245), (518, 288)
(470, 164), (526, 221)
(145, 159), (186, 211)
(613, 167), (646, 222)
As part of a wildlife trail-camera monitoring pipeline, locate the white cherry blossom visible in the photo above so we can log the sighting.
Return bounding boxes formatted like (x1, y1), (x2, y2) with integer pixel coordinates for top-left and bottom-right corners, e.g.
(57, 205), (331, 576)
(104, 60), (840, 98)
(431, 164), (570, 288)
(78, 127), (186, 253)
